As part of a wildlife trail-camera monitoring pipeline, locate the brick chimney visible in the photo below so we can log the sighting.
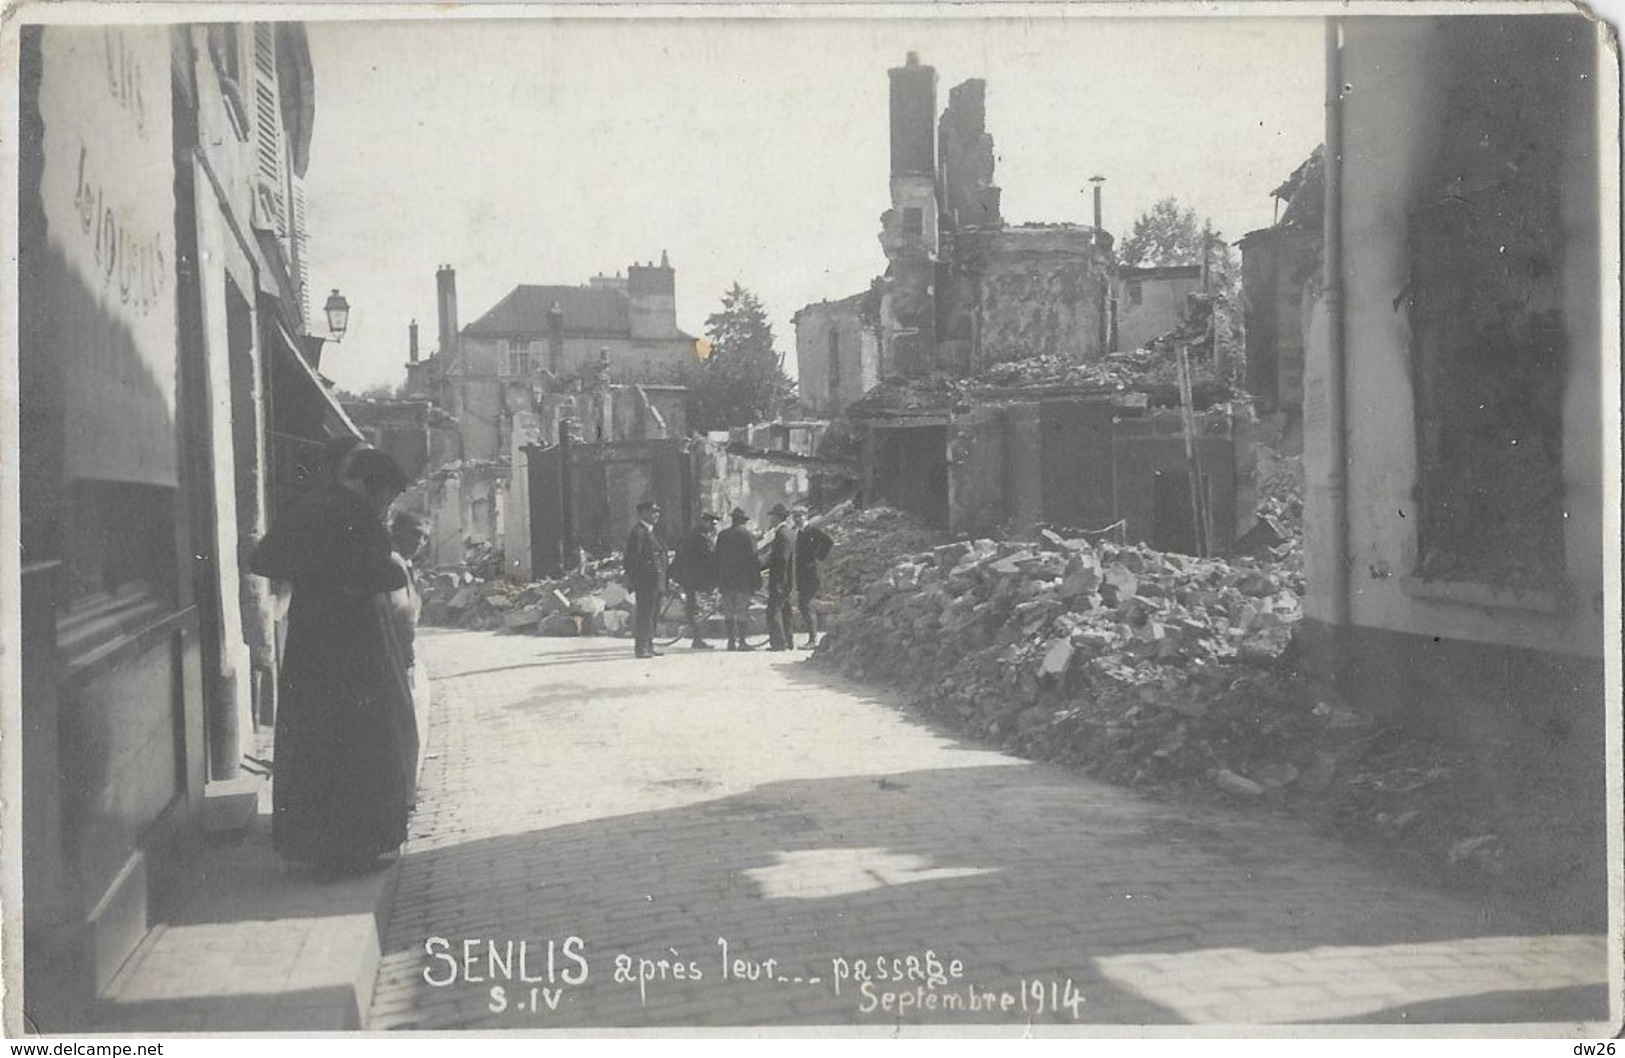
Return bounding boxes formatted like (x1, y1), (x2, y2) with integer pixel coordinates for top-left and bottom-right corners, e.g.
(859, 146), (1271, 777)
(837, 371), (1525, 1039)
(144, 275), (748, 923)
(408, 318), (419, 363)
(435, 265), (459, 359)
(627, 251), (676, 339)
(889, 51), (936, 178)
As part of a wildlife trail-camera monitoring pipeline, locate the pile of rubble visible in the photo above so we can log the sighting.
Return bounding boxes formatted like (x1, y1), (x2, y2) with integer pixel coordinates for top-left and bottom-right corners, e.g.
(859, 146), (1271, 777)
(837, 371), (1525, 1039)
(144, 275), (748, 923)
(1142, 292), (1242, 370)
(418, 556), (635, 637)
(970, 341), (1236, 408)
(974, 354), (1141, 393)
(816, 505), (950, 603)
(812, 529), (1367, 796)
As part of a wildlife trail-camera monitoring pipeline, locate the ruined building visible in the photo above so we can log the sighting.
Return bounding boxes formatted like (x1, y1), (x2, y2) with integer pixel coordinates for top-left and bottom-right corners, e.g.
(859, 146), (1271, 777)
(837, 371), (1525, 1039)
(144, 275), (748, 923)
(395, 261), (693, 573)
(794, 53), (1116, 418)
(879, 54), (1115, 380)
(1239, 144), (1323, 450)
(790, 291), (882, 418)
(1302, 15), (1607, 741)
(403, 259), (695, 460)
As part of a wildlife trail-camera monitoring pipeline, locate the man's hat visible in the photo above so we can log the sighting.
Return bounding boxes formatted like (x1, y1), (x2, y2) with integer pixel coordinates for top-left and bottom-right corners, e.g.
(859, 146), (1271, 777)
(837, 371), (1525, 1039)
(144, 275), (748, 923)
(791, 505), (809, 517)
(699, 510), (721, 523)
(729, 507), (750, 524)
(637, 498), (661, 513)
(767, 502), (789, 518)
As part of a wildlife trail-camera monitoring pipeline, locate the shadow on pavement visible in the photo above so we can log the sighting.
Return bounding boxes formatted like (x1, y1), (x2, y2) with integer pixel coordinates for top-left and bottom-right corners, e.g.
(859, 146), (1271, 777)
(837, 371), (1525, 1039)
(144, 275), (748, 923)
(372, 759), (1607, 1030)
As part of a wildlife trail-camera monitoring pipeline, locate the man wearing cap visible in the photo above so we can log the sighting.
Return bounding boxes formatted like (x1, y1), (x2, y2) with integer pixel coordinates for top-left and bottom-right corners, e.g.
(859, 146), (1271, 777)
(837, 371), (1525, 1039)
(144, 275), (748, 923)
(623, 499), (669, 658)
(670, 510), (721, 650)
(764, 502), (797, 651)
(714, 507), (762, 650)
(791, 506), (834, 649)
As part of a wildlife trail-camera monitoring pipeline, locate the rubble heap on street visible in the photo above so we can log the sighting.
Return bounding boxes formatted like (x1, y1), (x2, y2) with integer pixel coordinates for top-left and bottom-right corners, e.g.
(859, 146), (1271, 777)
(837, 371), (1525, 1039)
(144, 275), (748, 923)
(419, 555), (637, 637)
(810, 505), (1597, 909)
(812, 520), (1366, 797)
(816, 505), (953, 602)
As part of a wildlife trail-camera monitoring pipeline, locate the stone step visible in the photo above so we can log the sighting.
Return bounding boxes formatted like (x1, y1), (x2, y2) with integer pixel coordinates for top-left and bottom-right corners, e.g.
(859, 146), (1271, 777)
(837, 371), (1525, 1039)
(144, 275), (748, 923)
(92, 815), (400, 1032)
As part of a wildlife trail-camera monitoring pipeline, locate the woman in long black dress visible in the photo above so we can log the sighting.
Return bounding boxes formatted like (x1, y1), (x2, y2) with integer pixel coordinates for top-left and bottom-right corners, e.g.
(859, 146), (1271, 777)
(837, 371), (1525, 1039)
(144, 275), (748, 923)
(251, 447), (411, 872)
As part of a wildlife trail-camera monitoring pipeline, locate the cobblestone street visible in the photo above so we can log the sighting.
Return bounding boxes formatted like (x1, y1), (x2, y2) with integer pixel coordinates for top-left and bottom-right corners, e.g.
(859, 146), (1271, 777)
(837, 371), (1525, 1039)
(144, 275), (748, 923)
(367, 629), (1611, 1031)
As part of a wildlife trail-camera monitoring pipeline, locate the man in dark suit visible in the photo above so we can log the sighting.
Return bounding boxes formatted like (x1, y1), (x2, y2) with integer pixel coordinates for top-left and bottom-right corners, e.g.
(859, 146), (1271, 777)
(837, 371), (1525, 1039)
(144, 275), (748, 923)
(669, 510), (721, 650)
(791, 506), (834, 649)
(623, 498), (669, 658)
(714, 507), (762, 651)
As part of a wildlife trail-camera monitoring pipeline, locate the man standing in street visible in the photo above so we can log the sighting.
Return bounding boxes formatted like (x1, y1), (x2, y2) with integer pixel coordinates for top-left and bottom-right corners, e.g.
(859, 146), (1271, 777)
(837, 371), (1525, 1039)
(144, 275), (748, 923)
(714, 507), (762, 651)
(670, 510), (721, 650)
(623, 498), (668, 658)
(791, 506), (834, 649)
(764, 502), (798, 651)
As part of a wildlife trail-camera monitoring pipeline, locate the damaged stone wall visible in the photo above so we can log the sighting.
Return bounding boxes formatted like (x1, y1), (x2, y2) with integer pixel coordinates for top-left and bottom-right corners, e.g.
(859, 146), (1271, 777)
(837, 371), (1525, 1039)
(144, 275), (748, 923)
(1239, 225), (1319, 416)
(935, 393), (1252, 550)
(1115, 268), (1203, 354)
(341, 397), (456, 483)
(947, 226), (1113, 371)
(947, 404), (1005, 535)
(1113, 407), (1245, 555)
(877, 190), (939, 379)
(420, 460), (507, 569)
(610, 384), (686, 440)
(793, 295), (882, 417)
(690, 439), (859, 530)
(937, 78), (1002, 229)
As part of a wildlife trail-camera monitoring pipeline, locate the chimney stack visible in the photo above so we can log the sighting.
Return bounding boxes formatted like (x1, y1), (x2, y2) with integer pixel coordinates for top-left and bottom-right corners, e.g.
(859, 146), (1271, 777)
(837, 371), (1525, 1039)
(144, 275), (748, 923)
(435, 266), (459, 360)
(1089, 175), (1105, 232)
(889, 51), (937, 177)
(547, 301), (564, 374)
(409, 318), (419, 363)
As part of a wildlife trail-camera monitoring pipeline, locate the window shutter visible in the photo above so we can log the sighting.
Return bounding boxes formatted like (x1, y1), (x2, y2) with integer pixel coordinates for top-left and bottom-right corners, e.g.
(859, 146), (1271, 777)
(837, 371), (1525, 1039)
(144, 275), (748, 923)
(252, 24), (286, 236)
(290, 174), (311, 323)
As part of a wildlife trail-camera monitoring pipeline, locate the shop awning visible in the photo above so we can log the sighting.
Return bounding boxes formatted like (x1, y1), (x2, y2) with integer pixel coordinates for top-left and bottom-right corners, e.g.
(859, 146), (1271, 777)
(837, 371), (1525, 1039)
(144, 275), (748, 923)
(268, 315), (363, 442)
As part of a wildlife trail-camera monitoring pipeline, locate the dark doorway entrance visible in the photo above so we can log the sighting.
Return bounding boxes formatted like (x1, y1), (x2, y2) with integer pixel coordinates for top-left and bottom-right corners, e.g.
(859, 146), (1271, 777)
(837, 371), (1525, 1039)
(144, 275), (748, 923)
(1151, 469), (1211, 556)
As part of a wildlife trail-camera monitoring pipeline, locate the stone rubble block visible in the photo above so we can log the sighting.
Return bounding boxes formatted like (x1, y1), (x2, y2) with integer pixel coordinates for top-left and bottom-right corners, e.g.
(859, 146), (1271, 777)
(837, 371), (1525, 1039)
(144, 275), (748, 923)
(571, 594), (607, 617)
(536, 614), (582, 637)
(1213, 769), (1267, 797)
(502, 606), (543, 629)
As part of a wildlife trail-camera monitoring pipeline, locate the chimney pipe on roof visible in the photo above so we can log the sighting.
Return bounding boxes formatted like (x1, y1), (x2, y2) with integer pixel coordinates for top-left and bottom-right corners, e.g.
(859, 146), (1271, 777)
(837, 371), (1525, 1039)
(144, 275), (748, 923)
(436, 266), (459, 360)
(548, 301), (564, 375)
(409, 319), (419, 363)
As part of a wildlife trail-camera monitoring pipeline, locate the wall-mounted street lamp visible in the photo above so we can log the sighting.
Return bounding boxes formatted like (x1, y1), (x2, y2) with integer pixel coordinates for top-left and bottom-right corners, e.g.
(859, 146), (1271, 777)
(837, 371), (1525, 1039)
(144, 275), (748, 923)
(300, 288), (352, 372)
(323, 289), (351, 342)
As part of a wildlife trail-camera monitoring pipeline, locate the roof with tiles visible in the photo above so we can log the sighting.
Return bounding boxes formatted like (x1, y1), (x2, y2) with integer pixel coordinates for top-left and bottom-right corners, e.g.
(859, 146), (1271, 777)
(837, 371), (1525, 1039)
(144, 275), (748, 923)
(463, 285), (632, 339)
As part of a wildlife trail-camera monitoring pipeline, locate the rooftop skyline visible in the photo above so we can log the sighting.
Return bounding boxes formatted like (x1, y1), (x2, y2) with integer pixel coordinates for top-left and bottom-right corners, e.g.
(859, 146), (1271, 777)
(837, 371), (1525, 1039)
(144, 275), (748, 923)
(302, 14), (1324, 393)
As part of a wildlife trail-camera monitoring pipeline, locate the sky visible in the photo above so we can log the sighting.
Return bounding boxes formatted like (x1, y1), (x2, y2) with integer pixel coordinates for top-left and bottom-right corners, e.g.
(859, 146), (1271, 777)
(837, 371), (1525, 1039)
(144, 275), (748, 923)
(301, 14), (1324, 394)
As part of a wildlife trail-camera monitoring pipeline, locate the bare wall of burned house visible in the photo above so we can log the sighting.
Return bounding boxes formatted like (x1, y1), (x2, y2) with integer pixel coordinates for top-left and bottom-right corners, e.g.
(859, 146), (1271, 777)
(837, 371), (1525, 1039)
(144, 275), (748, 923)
(792, 294), (883, 418)
(1302, 15), (1606, 738)
(944, 226), (1115, 373)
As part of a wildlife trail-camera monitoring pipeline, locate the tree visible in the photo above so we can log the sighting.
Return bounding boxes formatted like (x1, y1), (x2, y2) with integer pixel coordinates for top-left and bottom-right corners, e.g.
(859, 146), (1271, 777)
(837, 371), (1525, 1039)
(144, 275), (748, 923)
(1118, 197), (1210, 268)
(683, 283), (794, 432)
(1118, 197), (1246, 372)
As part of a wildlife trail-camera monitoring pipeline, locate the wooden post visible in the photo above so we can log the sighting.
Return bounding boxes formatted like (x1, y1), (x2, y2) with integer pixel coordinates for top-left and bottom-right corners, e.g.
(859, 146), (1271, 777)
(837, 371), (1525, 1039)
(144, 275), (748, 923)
(1177, 345), (1208, 557)
(559, 417), (578, 572)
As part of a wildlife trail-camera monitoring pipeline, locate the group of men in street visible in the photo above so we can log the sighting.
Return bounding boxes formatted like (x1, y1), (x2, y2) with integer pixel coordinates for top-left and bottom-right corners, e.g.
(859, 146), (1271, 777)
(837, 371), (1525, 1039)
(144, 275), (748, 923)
(622, 499), (832, 659)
